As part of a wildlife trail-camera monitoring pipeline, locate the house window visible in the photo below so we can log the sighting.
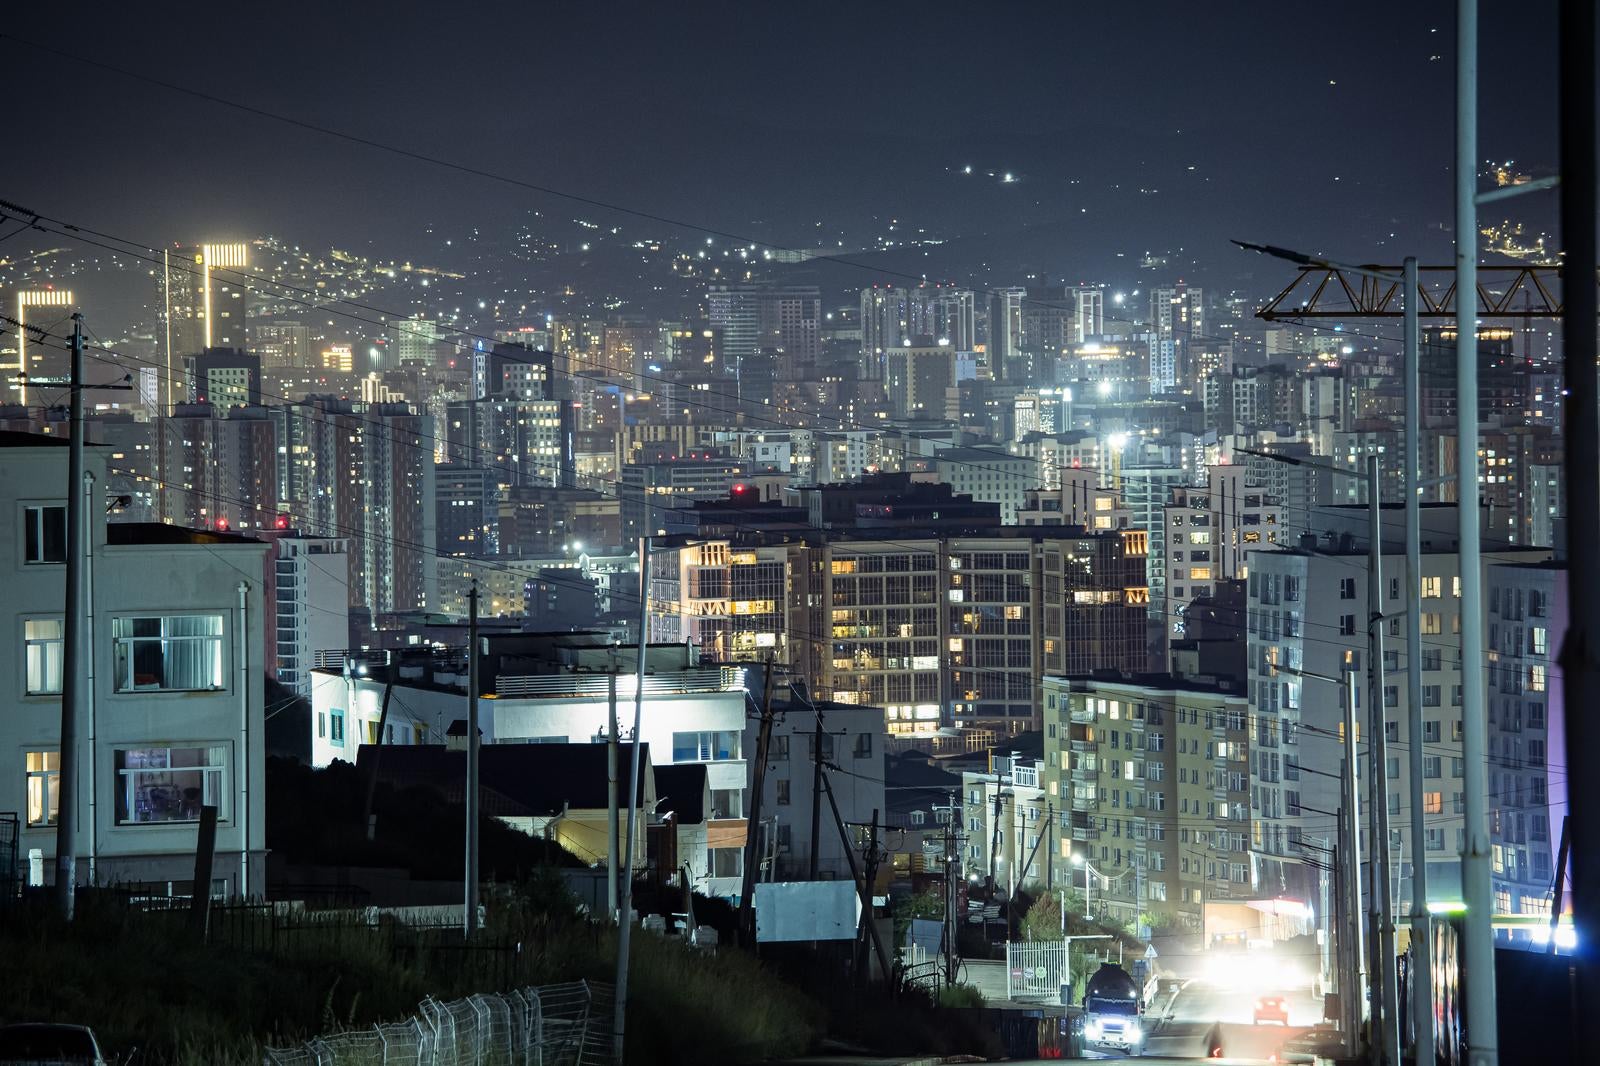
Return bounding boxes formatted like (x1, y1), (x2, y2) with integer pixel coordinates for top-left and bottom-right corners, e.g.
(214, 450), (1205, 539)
(24, 619), (63, 695)
(853, 732), (873, 759)
(23, 504), (66, 564)
(710, 789), (742, 819)
(1422, 576), (1442, 598)
(1340, 615), (1356, 636)
(710, 847), (742, 878)
(771, 735), (789, 762)
(1339, 578), (1356, 599)
(317, 711), (327, 739)
(114, 745), (228, 825)
(776, 779), (791, 806)
(672, 730), (741, 762)
(26, 751), (59, 827)
(112, 615), (225, 692)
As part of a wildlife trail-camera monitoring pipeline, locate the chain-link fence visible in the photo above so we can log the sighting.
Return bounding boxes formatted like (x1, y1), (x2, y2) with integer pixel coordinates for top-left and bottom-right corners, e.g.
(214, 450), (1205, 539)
(263, 979), (613, 1066)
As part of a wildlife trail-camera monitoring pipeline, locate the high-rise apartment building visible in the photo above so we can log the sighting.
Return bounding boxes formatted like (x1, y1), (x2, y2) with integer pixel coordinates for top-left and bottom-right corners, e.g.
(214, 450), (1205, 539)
(707, 284), (820, 382)
(1072, 286), (1105, 342)
(392, 315), (441, 367)
(1165, 465), (1281, 643)
(1244, 521), (1552, 908)
(264, 533), (350, 695)
(884, 343), (959, 421)
(252, 320), (311, 370)
(1042, 674), (1253, 926)
(157, 403), (279, 531)
(1150, 283), (1203, 395)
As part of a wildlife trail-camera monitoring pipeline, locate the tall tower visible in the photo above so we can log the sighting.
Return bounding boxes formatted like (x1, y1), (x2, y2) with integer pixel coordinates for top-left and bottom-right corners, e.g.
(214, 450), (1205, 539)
(160, 243), (249, 412)
(1150, 283), (1203, 394)
(7, 289), (76, 405)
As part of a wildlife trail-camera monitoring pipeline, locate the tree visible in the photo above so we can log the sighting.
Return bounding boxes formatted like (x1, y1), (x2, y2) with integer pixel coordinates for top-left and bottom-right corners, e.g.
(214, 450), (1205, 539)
(1020, 890), (1064, 941)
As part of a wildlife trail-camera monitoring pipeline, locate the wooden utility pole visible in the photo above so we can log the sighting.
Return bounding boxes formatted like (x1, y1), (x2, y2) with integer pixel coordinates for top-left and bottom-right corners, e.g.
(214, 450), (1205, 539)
(361, 676), (396, 840)
(737, 656), (777, 948)
(809, 699), (824, 879)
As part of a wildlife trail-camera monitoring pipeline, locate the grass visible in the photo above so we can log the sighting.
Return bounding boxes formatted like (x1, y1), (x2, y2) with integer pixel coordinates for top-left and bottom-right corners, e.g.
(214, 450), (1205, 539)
(0, 881), (823, 1066)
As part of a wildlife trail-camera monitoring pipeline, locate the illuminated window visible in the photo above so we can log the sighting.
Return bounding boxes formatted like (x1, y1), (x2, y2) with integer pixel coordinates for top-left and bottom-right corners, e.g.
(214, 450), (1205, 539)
(26, 751), (59, 826)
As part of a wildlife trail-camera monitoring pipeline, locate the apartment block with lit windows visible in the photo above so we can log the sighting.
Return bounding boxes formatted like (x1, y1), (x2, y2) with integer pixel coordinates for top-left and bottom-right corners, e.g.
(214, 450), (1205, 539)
(1165, 464), (1281, 642)
(3, 431), (268, 898)
(1243, 517), (1552, 913)
(1041, 674), (1251, 928)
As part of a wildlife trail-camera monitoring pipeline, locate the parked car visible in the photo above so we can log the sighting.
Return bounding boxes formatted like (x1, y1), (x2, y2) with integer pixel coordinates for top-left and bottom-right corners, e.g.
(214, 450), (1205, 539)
(0, 1023), (108, 1065)
(1253, 994), (1290, 1025)
(1281, 1025), (1344, 1063)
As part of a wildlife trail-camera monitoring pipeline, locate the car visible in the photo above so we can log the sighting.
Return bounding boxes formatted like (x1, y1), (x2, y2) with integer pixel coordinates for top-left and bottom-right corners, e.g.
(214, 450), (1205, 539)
(1280, 1025), (1344, 1063)
(0, 1023), (108, 1065)
(1253, 994), (1290, 1025)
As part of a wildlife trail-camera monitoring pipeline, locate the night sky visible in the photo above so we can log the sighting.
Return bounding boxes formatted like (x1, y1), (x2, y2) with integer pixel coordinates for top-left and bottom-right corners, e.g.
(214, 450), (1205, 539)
(3, 1), (1565, 304)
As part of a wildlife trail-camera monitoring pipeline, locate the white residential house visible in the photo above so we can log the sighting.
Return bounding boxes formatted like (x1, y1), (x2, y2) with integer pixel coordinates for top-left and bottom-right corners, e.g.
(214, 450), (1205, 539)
(310, 636), (751, 899)
(2, 431), (268, 897)
(743, 696), (886, 882)
(962, 748), (1050, 895)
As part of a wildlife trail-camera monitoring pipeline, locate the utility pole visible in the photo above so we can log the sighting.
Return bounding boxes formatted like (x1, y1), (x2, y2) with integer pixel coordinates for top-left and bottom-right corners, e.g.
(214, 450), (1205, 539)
(606, 668), (619, 921)
(615, 532), (650, 1063)
(1559, 0), (1600, 1051)
(361, 676), (396, 841)
(823, 776), (891, 984)
(738, 656), (777, 948)
(464, 584), (480, 938)
(1344, 671), (1368, 1061)
(1456, 4), (1499, 1063)
(1401, 253), (1434, 1066)
(809, 710), (824, 879)
(1366, 454), (1399, 1066)
(53, 313), (86, 920)
(1044, 803), (1054, 891)
(1366, 458), (1401, 1060)
(859, 808), (884, 985)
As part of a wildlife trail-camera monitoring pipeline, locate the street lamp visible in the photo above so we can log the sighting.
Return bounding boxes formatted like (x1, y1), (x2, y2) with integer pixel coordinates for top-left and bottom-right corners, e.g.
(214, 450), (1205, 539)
(1277, 664), (1366, 1062)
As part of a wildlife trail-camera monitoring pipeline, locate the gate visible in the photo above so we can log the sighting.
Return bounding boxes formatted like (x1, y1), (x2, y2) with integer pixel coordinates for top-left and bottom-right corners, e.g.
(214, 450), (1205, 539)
(1006, 939), (1066, 1001)
(0, 813), (17, 905)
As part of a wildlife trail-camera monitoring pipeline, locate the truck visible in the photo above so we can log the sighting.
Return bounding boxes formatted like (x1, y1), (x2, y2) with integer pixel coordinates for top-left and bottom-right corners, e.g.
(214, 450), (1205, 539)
(1081, 962), (1145, 1056)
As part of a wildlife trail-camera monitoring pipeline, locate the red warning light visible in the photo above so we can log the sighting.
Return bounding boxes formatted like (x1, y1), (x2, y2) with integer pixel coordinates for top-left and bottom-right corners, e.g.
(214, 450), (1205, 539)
(731, 483), (748, 495)
(275, 515), (290, 530)
(216, 518), (230, 532)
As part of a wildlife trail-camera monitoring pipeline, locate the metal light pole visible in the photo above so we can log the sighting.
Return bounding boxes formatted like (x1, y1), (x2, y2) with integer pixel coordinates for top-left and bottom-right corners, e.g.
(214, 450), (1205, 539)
(1366, 455), (1400, 1066)
(1280, 663), (1367, 1057)
(1455, 4), (1499, 1064)
(1402, 254), (1435, 1065)
(615, 532), (651, 1063)
(53, 313), (86, 920)
(465, 584), (480, 938)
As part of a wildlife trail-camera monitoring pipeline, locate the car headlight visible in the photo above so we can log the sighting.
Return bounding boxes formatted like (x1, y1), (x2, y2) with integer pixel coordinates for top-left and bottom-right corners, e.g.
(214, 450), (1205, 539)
(1127, 1021), (1142, 1043)
(1086, 1020), (1102, 1040)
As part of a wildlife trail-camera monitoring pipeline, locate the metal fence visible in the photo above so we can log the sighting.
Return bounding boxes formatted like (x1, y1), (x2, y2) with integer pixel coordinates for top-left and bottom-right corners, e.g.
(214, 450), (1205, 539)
(1006, 940), (1067, 1001)
(0, 813), (18, 905)
(264, 980), (613, 1066)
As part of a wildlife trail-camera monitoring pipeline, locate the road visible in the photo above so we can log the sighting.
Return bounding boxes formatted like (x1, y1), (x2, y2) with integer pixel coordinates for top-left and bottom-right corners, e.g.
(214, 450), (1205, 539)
(1100, 978), (1326, 1061)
